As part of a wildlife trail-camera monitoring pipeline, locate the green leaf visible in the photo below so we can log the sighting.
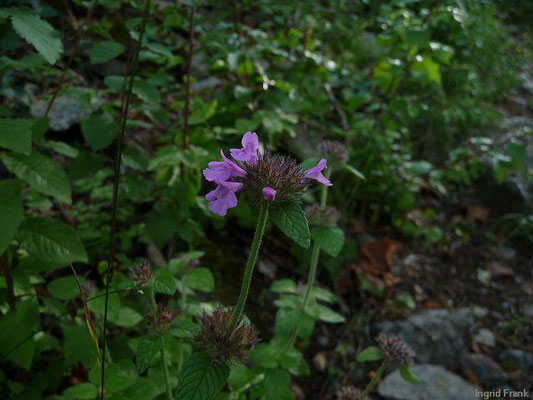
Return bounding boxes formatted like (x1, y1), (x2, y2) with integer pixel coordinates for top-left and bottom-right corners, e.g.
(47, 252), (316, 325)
(0, 180), (23, 255)
(398, 364), (419, 384)
(43, 140), (79, 158)
(181, 267), (214, 292)
(343, 163), (366, 180)
(271, 279), (298, 294)
(136, 335), (161, 373)
(1, 151), (71, 203)
(169, 318), (200, 338)
(18, 217), (88, 265)
(357, 346), (383, 362)
(110, 307), (143, 328)
(62, 383), (98, 399)
(249, 344), (278, 369)
(174, 352), (230, 400)
(0, 118), (33, 154)
(133, 81), (160, 105)
(152, 269), (177, 295)
(307, 304), (345, 323)
(81, 114), (118, 151)
(47, 276), (84, 300)
(312, 226), (344, 257)
(10, 8), (63, 64)
(270, 202), (311, 248)
(63, 323), (97, 367)
(89, 41), (125, 64)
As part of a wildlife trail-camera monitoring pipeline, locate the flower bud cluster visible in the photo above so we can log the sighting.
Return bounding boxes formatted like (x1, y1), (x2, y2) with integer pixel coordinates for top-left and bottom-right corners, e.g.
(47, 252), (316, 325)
(129, 259), (153, 289)
(376, 333), (415, 366)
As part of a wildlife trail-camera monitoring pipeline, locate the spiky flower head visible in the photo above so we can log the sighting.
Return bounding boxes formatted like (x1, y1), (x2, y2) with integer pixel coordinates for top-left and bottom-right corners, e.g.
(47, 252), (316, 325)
(129, 259), (153, 289)
(147, 305), (180, 334)
(376, 333), (415, 365)
(321, 140), (348, 164)
(337, 386), (361, 400)
(305, 204), (341, 227)
(194, 307), (259, 364)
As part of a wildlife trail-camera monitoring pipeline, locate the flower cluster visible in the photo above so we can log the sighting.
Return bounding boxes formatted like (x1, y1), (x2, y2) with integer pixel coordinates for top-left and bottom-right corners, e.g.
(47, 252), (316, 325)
(203, 132), (332, 216)
(320, 139), (349, 163)
(194, 307), (258, 364)
(337, 386), (362, 400)
(129, 259), (153, 289)
(376, 333), (415, 366)
(147, 305), (179, 334)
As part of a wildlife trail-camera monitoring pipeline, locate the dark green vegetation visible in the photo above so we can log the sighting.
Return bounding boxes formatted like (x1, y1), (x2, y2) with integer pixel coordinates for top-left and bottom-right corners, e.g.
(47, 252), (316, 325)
(0, 1), (531, 399)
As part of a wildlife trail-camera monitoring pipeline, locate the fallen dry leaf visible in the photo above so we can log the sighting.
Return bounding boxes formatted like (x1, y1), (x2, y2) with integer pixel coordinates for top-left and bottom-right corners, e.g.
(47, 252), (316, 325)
(485, 260), (514, 278)
(467, 205), (489, 222)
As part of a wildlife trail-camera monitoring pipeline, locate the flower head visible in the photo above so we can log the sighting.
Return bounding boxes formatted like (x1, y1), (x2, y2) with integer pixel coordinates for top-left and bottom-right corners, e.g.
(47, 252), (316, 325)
(304, 158), (332, 186)
(376, 333), (415, 366)
(194, 307), (258, 364)
(129, 259), (153, 289)
(147, 305), (180, 334)
(230, 131), (259, 165)
(321, 140), (349, 163)
(206, 180), (243, 216)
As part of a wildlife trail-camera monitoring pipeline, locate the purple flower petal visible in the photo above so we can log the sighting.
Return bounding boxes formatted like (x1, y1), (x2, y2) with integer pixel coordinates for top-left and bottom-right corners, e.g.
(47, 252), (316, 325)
(205, 180), (243, 216)
(203, 150), (246, 182)
(262, 187), (276, 201)
(230, 131), (259, 165)
(304, 158), (332, 186)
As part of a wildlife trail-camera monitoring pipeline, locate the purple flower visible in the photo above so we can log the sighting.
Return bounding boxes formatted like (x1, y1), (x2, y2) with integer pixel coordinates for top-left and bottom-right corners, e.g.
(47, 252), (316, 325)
(262, 187), (276, 201)
(230, 131), (259, 165)
(304, 159), (332, 186)
(203, 150), (246, 182)
(206, 180), (243, 216)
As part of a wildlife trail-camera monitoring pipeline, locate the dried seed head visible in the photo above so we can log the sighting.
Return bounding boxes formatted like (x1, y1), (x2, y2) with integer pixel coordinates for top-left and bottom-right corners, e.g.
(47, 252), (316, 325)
(147, 305), (180, 334)
(129, 259), (153, 288)
(237, 152), (310, 203)
(305, 204), (341, 227)
(337, 386), (361, 400)
(194, 307), (259, 364)
(321, 140), (348, 163)
(376, 333), (415, 365)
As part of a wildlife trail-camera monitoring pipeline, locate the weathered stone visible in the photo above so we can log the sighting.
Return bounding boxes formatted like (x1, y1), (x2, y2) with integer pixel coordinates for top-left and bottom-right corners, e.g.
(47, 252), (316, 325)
(461, 353), (507, 389)
(31, 95), (91, 131)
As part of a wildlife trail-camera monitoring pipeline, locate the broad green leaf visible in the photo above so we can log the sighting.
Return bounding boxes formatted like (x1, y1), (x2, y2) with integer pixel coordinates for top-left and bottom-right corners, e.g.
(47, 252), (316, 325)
(357, 346), (383, 362)
(63, 323), (97, 367)
(89, 41), (124, 64)
(136, 335), (161, 373)
(307, 304), (345, 323)
(10, 8), (63, 64)
(312, 226), (344, 257)
(261, 369), (292, 400)
(92, 360), (137, 395)
(47, 276), (85, 300)
(249, 344), (278, 369)
(174, 352), (230, 400)
(181, 267), (214, 292)
(169, 318), (200, 338)
(133, 81), (160, 105)
(18, 217), (88, 265)
(62, 383), (98, 399)
(270, 202), (311, 248)
(152, 269), (177, 295)
(0, 180), (23, 255)
(270, 279), (298, 294)
(0, 118), (33, 154)
(1, 151), (71, 203)
(411, 56), (441, 84)
(81, 114), (118, 151)
(109, 307), (143, 328)
(43, 140), (79, 158)
(398, 364), (419, 384)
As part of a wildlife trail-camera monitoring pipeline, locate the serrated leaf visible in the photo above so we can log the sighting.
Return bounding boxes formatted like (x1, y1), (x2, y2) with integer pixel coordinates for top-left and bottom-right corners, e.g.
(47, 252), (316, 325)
(181, 267), (214, 292)
(1, 151), (71, 203)
(0, 118), (33, 154)
(270, 279), (298, 294)
(175, 352), (230, 400)
(43, 140), (79, 157)
(152, 269), (177, 295)
(0, 180), (23, 255)
(18, 217), (88, 265)
(169, 318), (200, 338)
(47, 276), (85, 300)
(311, 226), (344, 257)
(10, 8), (63, 64)
(307, 304), (345, 323)
(89, 41), (124, 64)
(398, 364), (419, 384)
(81, 114), (118, 151)
(136, 335), (161, 373)
(270, 202), (310, 248)
(62, 383), (98, 399)
(357, 346), (383, 362)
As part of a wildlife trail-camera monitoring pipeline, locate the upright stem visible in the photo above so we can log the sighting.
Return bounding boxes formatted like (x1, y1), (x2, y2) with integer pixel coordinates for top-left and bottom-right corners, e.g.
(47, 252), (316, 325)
(360, 360), (388, 400)
(229, 200), (269, 332)
(99, 1), (151, 398)
(182, 6), (195, 151)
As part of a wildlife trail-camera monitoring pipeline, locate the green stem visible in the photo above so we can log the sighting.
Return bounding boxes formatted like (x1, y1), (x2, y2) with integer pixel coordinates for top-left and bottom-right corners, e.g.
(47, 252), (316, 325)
(360, 360), (388, 400)
(229, 200), (269, 332)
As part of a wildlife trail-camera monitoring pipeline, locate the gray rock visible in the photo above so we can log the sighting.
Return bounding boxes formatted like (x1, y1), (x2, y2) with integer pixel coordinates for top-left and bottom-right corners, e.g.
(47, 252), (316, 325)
(499, 349), (533, 371)
(376, 308), (487, 367)
(31, 95), (91, 131)
(378, 364), (478, 400)
(473, 329), (496, 347)
(460, 353), (507, 388)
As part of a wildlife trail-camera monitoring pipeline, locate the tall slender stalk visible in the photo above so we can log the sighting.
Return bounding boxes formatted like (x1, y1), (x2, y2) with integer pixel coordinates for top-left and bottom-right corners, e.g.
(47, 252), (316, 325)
(182, 6), (195, 151)
(360, 360), (388, 400)
(285, 168), (332, 350)
(229, 200), (269, 332)
(99, 1), (152, 398)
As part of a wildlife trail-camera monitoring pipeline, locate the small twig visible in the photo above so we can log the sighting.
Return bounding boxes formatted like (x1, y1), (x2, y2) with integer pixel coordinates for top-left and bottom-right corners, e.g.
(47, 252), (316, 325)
(324, 83), (349, 131)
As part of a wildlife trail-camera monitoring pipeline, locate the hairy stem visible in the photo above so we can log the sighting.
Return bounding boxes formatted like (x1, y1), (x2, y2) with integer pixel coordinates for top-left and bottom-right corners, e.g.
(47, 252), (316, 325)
(99, 1), (152, 398)
(360, 360), (388, 400)
(229, 200), (269, 332)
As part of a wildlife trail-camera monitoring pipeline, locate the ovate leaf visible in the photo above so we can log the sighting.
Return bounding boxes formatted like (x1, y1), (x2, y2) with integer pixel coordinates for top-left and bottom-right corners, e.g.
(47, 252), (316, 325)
(312, 226), (344, 257)
(181, 267), (214, 292)
(89, 41), (125, 64)
(1, 151), (71, 203)
(0, 180), (23, 255)
(152, 269), (177, 295)
(10, 8), (63, 64)
(357, 346), (383, 362)
(175, 352), (230, 400)
(18, 217), (88, 265)
(399, 364), (419, 384)
(48, 276), (85, 300)
(270, 202), (311, 248)
(81, 114), (118, 151)
(0, 118), (33, 154)
(136, 335), (161, 373)
(62, 383), (98, 399)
